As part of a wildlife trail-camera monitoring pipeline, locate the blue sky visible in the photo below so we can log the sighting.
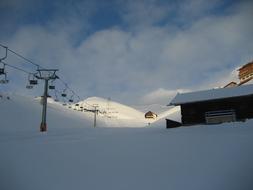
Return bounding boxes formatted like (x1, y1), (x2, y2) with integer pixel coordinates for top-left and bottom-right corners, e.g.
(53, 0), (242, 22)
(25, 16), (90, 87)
(0, 0), (253, 105)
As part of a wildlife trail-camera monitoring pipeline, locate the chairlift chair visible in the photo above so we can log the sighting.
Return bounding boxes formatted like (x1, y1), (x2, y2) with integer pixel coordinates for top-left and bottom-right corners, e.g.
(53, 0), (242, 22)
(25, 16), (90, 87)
(49, 85), (55, 90)
(0, 79), (9, 84)
(0, 73), (9, 84)
(53, 90), (59, 102)
(0, 68), (4, 75)
(0, 63), (6, 75)
(61, 93), (67, 97)
(0, 79), (8, 84)
(75, 104), (79, 106)
(48, 80), (55, 90)
(29, 79), (38, 85)
(26, 85), (33, 89)
(28, 73), (38, 85)
(0, 46), (8, 62)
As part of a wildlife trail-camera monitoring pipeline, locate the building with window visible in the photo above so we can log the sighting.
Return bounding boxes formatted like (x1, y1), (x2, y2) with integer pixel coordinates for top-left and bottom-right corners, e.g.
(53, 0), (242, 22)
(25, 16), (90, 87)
(238, 61), (253, 82)
(145, 111), (158, 119)
(169, 84), (253, 125)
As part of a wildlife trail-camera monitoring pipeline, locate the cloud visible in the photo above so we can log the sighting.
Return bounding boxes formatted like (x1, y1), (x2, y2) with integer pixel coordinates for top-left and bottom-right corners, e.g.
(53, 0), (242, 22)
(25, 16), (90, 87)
(177, 0), (222, 20)
(1, 0), (253, 105)
(141, 88), (188, 105)
(120, 0), (171, 27)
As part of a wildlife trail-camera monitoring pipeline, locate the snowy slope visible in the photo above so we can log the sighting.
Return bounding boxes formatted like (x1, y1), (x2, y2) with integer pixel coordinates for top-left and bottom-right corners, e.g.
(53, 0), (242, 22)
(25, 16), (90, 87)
(0, 93), (94, 132)
(133, 104), (170, 114)
(157, 106), (181, 121)
(62, 96), (180, 127)
(68, 97), (157, 127)
(79, 97), (145, 120)
(1, 94), (253, 190)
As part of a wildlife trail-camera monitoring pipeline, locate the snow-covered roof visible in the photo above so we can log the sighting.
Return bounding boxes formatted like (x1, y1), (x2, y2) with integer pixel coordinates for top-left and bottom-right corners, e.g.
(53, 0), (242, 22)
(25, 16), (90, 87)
(170, 84), (253, 105)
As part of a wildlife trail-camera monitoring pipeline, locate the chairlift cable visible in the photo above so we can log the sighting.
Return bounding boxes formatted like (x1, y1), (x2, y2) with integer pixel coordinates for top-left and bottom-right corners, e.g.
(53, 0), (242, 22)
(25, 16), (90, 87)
(0, 44), (41, 69)
(0, 43), (83, 101)
(1, 61), (32, 74)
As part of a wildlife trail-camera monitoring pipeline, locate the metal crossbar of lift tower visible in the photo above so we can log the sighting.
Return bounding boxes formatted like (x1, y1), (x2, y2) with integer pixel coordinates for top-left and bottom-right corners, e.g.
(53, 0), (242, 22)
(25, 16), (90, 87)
(36, 69), (59, 79)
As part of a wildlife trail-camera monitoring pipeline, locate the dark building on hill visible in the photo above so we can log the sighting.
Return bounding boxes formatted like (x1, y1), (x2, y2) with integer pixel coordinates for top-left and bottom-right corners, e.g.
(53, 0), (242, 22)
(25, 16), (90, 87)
(169, 84), (253, 125)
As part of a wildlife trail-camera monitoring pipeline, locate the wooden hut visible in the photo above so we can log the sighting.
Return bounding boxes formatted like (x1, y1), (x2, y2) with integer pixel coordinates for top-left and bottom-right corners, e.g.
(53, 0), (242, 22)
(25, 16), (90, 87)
(169, 84), (253, 125)
(145, 111), (158, 119)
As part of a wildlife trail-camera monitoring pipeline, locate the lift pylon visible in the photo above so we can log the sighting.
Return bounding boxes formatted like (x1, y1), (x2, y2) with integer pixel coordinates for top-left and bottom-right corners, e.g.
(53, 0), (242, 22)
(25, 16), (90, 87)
(35, 69), (59, 132)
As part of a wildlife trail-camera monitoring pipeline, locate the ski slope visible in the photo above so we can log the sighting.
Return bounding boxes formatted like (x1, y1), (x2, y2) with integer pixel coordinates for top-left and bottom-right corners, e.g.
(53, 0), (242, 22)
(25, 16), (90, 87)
(0, 94), (253, 190)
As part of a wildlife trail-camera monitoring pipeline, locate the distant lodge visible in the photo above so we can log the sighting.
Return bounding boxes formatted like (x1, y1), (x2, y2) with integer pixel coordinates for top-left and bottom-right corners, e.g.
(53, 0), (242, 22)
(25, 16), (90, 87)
(168, 84), (253, 127)
(238, 61), (253, 83)
(145, 111), (158, 119)
(224, 60), (253, 88)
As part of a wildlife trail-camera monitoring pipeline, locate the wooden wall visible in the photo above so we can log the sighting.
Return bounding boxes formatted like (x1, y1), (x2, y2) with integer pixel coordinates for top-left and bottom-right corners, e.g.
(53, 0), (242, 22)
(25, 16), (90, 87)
(180, 95), (253, 125)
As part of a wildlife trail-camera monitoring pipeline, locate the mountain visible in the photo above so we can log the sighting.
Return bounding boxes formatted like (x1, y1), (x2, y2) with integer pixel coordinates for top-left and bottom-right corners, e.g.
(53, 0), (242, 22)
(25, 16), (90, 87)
(78, 96), (145, 120)
(1, 93), (253, 190)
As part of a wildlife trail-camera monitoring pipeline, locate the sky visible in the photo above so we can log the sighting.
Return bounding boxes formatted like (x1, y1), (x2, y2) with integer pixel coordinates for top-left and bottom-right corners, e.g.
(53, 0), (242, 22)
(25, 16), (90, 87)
(0, 0), (253, 105)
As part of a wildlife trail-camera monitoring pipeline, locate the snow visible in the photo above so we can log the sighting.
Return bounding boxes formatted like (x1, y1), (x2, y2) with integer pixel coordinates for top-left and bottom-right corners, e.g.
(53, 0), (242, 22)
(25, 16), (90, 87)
(133, 104), (170, 114)
(244, 78), (253, 85)
(1, 94), (253, 190)
(79, 96), (145, 120)
(170, 84), (253, 105)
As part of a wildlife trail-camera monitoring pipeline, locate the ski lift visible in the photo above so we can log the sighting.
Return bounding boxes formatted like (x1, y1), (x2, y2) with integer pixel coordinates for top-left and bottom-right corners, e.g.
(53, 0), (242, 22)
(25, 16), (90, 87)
(29, 80), (38, 85)
(26, 85), (33, 89)
(0, 62), (6, 75)
(48, 80), (55, 90)
(53, 89), (59, 102)
(0, 73), (9, 84)
(61, 88), (67, 97)
(0, 80), (8, 84)
(0, 68), (4, 75)
(49, 85), (55, 90)
(0, 45), (7, 62)
(68, 94), (75, 103)
(75, 104), (79, 106)
(29, 74), (38, 85)
(26, 74), (35, 89)
(0, 47), (8, 83)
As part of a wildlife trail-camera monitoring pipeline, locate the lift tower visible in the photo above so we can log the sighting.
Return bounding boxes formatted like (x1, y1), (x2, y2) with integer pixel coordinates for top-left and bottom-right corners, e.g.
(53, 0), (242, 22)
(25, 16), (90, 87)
(35, 69), (58, 132)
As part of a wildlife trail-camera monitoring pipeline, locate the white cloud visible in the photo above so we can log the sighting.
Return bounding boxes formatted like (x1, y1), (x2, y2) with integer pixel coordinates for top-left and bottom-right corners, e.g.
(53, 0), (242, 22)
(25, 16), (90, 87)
(1, 0), (253, 105)
(141, 88), (188, 105)
(177, 0), (221, 20)
(120, 0), (171, 27)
